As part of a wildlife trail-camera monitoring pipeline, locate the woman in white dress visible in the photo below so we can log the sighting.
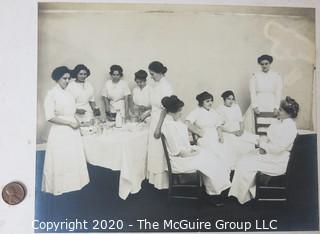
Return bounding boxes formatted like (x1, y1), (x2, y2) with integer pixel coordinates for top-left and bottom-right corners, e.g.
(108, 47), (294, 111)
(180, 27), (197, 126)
(216, 90), (256, 169)
(161, 95), (231, 205)
(42, 66), (90, 195)
(244, 54), (283, 133)
(131, 69), (152, 122)
(101, 65), (131, 121)
(229, 96), (299, 204)
(147, 61), (173, 189)
(185, 91), (233, 170)
(67, 64), (100, 124)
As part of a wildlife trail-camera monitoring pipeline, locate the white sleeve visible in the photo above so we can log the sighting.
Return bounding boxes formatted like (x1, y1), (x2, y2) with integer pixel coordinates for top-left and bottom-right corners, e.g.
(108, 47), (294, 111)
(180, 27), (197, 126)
(101, 82), (108, 97)
(162, 123), (186, 156)
(123, 81), (131, 96)
(88, 83), (95, 102)
(44, 91), (55, 121)
(260, 122), (297, 154)
(249, 74), (257, 108)
(235, 104), (243, 122)
(185, 109), (198, 124)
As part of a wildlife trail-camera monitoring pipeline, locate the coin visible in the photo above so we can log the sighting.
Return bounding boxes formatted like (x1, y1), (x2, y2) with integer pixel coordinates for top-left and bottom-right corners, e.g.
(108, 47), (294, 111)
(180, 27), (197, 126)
(2, 182), (26, 205)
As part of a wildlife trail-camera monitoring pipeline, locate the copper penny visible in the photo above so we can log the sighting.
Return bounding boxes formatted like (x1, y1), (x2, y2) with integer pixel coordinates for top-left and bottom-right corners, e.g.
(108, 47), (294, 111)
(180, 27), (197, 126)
(2, 182), (26, 205)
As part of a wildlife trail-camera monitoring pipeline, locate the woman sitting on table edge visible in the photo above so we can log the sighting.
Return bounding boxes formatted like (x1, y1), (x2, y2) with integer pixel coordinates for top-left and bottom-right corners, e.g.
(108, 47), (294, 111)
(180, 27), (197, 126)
(229, 96), (299, 204)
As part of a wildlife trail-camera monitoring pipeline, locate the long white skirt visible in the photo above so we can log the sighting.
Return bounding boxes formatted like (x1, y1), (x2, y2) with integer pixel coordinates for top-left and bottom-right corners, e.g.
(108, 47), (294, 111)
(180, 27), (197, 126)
(42, 124), (90, 195)
(228, 151), (289, 204)
(222, 132), (257, 169)
(146, 110), (169, 189)
(171, 149), (231, 195)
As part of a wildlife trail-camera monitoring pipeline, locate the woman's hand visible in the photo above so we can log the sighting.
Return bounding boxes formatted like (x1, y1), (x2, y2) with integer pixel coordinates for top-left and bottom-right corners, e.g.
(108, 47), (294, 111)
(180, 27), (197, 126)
(69, 121), (80, 129)
(218, 136), (224, 143)
(235, 129), (244, 136)
(273, 108), (279, 117)
(76, 108), (86, 115)
(253, 107), (260, 115)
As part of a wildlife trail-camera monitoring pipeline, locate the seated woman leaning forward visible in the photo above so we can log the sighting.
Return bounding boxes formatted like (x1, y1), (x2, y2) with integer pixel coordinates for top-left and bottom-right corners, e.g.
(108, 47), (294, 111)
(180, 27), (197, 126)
(131, 69), (152, 122)
(185, 91), (234, 170)
(42, 66), (90, 195)
(228, 96), (299, 204)
(160, 95), (231, 205)
(216, 90), (257, 169)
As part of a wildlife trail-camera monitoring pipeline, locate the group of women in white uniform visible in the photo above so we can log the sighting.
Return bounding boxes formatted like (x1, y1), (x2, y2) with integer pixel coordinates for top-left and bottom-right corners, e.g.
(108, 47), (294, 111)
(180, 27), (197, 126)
(42, 55), (300, 206)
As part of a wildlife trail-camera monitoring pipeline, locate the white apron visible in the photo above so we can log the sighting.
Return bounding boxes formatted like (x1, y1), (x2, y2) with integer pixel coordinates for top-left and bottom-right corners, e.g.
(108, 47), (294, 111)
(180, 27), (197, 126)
(42, 85), (90, 195)
(147, 78), (173, 189)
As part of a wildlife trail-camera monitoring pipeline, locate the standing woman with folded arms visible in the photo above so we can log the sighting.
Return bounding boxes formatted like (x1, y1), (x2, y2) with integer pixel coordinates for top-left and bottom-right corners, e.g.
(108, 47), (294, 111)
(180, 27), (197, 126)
(42, 66), (89, 195)
(244, 54), (283, 132)
(147, 61), (173, 189)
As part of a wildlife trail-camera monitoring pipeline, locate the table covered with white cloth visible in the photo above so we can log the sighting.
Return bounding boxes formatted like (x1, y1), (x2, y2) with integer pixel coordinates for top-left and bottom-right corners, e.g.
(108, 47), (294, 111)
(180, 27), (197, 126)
(81, 123), (149, 200)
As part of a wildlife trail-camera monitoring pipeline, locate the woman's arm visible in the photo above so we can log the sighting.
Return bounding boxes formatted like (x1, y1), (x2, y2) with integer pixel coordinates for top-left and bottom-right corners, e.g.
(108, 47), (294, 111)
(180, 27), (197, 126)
(48, 117), (79, 129)
(185, 120), (204, 137)
(154, 109), (167, 139)
(124, 95), (130, 120)
(249, 75), (259, 114)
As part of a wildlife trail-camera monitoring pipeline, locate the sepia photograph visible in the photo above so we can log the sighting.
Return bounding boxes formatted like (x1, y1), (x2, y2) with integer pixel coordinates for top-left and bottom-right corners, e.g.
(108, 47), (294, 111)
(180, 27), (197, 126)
(0, 0), (319, 233)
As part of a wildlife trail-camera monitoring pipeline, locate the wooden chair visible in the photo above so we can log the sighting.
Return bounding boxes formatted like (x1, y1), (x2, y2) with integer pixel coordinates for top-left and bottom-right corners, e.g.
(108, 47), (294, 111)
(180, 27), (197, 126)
(255, 136), (299, 205)
(254, 112), (276, 135)
(160, 134), (203, 202)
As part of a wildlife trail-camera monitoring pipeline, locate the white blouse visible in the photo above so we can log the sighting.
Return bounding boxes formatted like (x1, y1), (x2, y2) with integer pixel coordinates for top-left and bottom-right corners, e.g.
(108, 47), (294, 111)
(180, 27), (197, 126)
(44, 85), (76, 121)
(249, 71), (283, 111)
(216, 104), (243, 132)
(101, 79), (131, 113)
(150, 78), (173, 112)
(186, 107), (223, 130)
(67, 80), (95, 109)
(260, 118), (297, 155)
(132, 85), (151, 107)
(161, 115), (192, 156)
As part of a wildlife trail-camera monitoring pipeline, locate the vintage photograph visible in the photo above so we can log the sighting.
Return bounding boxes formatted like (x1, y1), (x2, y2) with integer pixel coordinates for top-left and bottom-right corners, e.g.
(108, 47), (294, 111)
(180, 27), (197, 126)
(34, 2), (318, 232)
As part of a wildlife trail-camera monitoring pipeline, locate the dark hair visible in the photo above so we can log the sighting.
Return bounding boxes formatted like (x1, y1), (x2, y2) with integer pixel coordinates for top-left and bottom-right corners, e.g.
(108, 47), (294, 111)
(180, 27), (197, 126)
(72, 64), (90, 78)
(280, 96), (299, 118)
(109, 64), (123, 77)
(221, 90), (235, 101)
(161, 95), (184, 113)
(51, 66), (71, 81)
(196, 91), (213, 106)
(134, 69), (148, 81)
(257, 54), (273, 64)
(148, 61), (167, 74)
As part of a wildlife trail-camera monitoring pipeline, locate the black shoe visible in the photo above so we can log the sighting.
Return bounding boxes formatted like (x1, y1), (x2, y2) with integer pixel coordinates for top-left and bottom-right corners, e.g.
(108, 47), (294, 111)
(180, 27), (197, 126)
(207, 196), (224, 207)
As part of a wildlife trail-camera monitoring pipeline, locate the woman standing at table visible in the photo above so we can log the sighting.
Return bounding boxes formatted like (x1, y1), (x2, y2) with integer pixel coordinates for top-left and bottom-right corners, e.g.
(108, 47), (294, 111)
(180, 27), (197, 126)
(131, 69), (152, 122)
(244, 54), (283, 132)
(185, 91), (233, 170)
(42, 66), (89, 195)
(101, 65), (131, 121)
(161, 95), (231, 206)
(147, 61), (173, 189)
(67, 64), (100, 124)
(216, 90), (256, 168)
(229, 96), (299, 204)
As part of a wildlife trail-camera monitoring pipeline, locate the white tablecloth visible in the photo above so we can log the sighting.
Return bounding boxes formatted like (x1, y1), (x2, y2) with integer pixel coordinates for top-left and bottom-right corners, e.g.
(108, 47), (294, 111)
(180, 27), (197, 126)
(82, 126), (148, 199)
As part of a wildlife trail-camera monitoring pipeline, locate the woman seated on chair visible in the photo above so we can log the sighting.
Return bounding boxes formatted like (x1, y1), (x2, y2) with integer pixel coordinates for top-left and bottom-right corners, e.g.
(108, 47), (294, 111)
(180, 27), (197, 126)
(216, 90), (256, 169)
(160, 95), (231, 205)
(229, 96), (299, 204)
(185, 91), (234, 170)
